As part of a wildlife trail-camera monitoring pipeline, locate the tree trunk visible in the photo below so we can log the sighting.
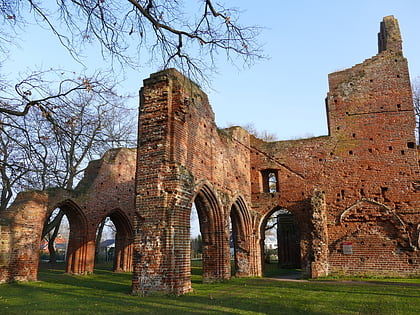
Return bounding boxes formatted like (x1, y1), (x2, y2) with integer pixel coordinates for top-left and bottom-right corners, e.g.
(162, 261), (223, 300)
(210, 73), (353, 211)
(42, 210), (65, 238)
(48, 223), (60, 264)
(95, 219), (106, 262)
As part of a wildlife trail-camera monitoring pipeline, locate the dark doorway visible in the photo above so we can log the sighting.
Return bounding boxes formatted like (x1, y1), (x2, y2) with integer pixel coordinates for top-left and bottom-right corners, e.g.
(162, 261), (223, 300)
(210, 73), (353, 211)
(277, 212), (300, 268)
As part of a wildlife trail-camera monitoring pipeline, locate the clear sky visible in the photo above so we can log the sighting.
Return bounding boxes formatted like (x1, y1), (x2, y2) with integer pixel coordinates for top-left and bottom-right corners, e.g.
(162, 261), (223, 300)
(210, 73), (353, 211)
(3, 0), (420, 140)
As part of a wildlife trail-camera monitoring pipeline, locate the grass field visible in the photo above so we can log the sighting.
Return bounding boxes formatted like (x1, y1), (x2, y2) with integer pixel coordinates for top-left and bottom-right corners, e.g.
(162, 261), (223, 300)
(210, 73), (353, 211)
(0, 262), (419, 314)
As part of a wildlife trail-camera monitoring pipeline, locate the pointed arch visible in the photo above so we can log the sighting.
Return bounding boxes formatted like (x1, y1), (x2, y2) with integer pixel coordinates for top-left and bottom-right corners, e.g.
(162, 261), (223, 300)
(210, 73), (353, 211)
(260, 206), (301, 271)
(55, 199), (91, 274)
(105, 209), (134, 272)
(230, 195), (258, 276)
(339, 198), (414, 249)
(193, 183), (230, 282)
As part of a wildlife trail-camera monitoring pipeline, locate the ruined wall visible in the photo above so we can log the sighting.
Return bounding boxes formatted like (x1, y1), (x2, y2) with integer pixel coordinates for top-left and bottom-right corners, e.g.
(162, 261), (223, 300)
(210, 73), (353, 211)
(323, 16), (420, 276)
(0, 148), (136, 283)
(250, 15), (420, 277)
(1, 15), (418, 295)
(133, 70), (260, 295)
(133, 16), (419, 295)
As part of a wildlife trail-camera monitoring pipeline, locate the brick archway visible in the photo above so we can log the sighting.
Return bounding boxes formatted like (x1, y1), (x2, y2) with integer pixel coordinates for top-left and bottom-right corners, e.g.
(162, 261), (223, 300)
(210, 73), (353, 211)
(194, 184), (230, 283)
(230, 196), (258, 276)
(0, 148), (136, 283)
(107, 209), (134, 272)
(58, 200), (91, 274)
(260, 207), (302, 271)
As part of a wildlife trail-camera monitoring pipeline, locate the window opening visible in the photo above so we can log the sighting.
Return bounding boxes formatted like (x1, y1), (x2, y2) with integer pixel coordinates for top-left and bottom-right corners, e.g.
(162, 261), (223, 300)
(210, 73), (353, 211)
(261, 169), (279, 193)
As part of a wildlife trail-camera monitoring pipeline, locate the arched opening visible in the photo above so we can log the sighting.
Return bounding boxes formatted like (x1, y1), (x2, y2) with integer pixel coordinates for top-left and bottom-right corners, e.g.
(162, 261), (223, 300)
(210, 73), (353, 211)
(192, 185), (229, 283)
(95, 217), (116, 268)
(95, 210), (133, 272)
(261, 208), (301, 275)
(190, 203), (202, 279)
(61, 200), (90, 274)
(39, 200), (89, 275)
(229, 196), (254, 276)
(40, 208), (69, 267)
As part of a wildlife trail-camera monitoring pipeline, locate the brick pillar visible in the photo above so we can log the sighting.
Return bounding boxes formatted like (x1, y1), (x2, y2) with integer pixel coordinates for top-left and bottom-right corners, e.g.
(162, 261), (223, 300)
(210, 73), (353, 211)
(249, 232), (262, 276)
(114, 232), (133, 272)
(230, 198), (260, 277)
(132, 70), (197, 295)
(132, 167), (195, 295)
(0, 222), (12, 283)
(309, 190), (329, 277)
(66, 232), (94, 274)
(4, 192), (48, 282)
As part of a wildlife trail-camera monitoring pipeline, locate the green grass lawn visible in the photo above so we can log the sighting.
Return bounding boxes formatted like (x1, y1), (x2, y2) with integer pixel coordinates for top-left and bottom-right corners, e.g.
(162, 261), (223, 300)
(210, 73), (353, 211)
(0, 262), (419, 314)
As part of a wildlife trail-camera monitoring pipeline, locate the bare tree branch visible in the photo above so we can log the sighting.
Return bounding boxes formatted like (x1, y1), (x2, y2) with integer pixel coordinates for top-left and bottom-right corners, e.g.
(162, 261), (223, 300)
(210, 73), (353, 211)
(412, 78), (420, 145)
(1, 1), (264, 83)
(0, 69), (137, 211)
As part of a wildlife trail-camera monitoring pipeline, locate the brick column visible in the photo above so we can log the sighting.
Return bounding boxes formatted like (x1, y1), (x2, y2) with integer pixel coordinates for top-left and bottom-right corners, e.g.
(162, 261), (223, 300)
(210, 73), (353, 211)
(310, 190), (329, 277)
(132, 70), (196, 295)
(4, 192), (48, 282)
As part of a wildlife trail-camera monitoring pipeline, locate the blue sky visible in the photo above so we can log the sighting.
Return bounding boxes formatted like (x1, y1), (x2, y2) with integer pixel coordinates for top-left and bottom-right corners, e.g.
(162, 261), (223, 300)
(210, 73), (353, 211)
(3, 0), (420, 140)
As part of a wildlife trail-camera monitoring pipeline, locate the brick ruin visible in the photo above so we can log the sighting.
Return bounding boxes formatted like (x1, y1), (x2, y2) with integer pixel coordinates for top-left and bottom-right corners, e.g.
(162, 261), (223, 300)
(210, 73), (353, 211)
(0, 148), (136, 282)
(1, 16), (419, 295)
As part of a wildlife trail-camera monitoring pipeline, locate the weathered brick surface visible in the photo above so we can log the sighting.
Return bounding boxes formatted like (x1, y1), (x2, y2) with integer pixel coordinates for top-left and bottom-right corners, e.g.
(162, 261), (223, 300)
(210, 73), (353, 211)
(133, 16), (419, 294)
(0, 148), (136, 283)
(132, 71), (258, 295)
(1, 16), (418, 295)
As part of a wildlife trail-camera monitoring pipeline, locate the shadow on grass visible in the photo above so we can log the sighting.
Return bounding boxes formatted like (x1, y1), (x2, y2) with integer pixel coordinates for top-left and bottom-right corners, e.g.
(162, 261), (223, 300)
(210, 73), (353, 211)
(38, 262), (132, 294)
(263, 263), (302, 278)
(1, 261), (418, 314)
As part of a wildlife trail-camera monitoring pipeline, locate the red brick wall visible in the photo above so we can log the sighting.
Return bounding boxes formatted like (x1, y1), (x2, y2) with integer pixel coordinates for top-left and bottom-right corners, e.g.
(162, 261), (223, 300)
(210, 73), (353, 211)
(0, 148), (136, 283)
(1, 15), (418, 295)
(133, 16), (419, 294)
(133, 70), (259, 295)
(249, 15), (420, 277)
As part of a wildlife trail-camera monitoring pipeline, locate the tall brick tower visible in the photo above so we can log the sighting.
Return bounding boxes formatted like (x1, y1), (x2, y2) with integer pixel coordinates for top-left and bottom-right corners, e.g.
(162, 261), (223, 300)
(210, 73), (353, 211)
(324, 16), (419, 275)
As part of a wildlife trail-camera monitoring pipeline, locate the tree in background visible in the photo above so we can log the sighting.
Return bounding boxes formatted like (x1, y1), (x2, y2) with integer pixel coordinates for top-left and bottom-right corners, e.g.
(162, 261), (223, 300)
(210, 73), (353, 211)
(1, 0), (263, 207)
(412, 78), (420, 144)
(264, 210), (279, 263)
(1, 0), (263, 204)
(95, 217), (117, 263)
(227, 122), (278, 142)
(0, 0), (263, 261)
(0, 0), (263, 83)
(1, 70), (136, 211)
(190, 235), (202, 259)
(0, 70), (136, 260)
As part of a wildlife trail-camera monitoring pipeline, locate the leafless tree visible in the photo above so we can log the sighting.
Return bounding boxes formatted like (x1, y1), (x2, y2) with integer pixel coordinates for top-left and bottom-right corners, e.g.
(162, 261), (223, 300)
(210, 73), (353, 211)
(0, 0), (263, 83)
(1, 70), (136, 255)
(94, 217), (117, 262)
(412, 78), (420, 144)
(1, 70), (136, 206)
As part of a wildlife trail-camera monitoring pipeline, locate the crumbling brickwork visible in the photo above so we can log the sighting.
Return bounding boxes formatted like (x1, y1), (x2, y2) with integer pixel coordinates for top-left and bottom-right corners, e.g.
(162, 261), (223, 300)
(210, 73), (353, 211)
(133, 15), (419, 294)
(1, 16), (418, 295)
(0, 148), (136, 283)
(132, 71), (260, 295)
